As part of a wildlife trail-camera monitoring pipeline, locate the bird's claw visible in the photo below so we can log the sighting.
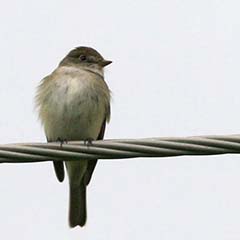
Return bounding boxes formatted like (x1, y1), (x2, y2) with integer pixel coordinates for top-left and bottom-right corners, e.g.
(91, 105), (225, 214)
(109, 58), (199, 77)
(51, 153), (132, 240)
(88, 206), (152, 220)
(56, 138), (68, 147)
(84, 138), (93, 147)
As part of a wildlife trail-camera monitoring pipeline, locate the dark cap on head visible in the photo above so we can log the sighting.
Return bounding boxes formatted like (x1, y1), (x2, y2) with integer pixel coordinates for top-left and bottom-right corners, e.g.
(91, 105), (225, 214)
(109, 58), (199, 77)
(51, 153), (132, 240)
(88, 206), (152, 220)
(59, 46), (112, 67)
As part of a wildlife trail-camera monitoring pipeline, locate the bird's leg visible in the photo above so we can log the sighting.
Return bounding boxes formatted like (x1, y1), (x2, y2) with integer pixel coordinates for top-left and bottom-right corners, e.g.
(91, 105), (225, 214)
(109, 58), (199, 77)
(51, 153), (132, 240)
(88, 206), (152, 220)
(84, 138), (94, 147)
(56, 137), (68, 147)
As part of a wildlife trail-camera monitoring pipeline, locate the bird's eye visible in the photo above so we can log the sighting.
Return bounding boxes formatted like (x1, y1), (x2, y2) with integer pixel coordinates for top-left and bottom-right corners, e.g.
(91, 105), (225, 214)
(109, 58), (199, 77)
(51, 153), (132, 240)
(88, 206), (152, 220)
(79, 55), (87, 61)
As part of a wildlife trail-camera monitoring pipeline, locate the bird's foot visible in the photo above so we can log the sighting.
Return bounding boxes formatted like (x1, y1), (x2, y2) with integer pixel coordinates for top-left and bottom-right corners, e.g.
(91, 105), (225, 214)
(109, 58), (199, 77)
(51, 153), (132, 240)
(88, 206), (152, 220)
(56, 137), (68, 147)
(84, 138), (94, 147)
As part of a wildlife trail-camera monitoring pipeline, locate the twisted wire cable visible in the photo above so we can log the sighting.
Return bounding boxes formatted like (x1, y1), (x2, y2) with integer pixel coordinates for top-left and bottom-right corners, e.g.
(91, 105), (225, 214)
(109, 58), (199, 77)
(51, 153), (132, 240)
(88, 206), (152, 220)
(0, 134), (240, 163)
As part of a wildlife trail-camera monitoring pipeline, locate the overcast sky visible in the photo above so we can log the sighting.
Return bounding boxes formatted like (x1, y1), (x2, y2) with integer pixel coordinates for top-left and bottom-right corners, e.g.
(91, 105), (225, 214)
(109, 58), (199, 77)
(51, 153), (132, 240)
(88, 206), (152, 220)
(0, 0), (240, 239)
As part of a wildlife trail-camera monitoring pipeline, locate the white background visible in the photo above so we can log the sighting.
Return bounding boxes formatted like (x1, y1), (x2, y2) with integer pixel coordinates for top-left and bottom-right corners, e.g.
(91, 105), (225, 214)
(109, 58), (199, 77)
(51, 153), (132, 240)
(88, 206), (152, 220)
(0, 0), (240, 239)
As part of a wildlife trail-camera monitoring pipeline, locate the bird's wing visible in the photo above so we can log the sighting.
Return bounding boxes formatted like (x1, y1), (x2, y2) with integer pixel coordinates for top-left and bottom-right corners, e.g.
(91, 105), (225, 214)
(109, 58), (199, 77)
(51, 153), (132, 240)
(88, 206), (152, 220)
(84, 98), (111, 185)
(53, 161), (65, 182)
(47, 137), (65, 182)
(84, 119), (106, 185)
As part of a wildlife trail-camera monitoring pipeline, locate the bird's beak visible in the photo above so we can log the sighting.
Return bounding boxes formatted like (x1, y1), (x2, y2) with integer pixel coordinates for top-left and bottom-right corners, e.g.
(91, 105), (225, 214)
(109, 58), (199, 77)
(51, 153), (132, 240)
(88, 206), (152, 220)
(100, 59), (112, 67)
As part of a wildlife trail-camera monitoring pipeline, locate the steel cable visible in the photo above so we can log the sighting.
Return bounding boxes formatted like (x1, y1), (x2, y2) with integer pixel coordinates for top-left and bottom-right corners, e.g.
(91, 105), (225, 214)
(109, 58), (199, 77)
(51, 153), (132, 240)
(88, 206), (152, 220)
(0, 134), (239, 163)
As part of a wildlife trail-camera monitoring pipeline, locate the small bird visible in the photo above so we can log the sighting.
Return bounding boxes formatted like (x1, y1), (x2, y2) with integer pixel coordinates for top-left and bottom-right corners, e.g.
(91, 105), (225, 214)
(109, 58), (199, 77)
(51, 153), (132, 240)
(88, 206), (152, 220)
(35, 46), (111, 227)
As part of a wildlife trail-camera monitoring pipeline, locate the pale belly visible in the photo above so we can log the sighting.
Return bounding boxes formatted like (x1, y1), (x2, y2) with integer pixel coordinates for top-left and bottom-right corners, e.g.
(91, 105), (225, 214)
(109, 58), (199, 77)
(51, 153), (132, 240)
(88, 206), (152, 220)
(41, 78), (106, 142)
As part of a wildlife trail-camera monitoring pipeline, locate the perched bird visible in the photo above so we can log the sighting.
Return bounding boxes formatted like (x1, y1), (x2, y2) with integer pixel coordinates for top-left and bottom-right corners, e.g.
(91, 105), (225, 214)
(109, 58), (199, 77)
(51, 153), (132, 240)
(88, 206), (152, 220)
(35, 46), (111, 227)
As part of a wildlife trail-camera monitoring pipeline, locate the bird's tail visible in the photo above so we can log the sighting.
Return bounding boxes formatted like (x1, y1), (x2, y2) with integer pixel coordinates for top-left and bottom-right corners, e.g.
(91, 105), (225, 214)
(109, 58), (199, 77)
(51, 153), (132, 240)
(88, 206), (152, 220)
(69, 181), (87, 228)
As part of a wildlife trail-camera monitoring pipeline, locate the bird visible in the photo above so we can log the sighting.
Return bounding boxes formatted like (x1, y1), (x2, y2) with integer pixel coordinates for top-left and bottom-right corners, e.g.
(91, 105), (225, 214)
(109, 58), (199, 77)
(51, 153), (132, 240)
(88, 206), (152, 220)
(35, 46), (112, 227)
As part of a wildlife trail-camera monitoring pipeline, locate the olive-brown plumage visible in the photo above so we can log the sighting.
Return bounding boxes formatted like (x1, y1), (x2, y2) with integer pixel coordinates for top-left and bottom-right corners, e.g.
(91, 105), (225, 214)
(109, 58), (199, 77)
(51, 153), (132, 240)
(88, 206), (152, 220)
(35, 46), (111, 227)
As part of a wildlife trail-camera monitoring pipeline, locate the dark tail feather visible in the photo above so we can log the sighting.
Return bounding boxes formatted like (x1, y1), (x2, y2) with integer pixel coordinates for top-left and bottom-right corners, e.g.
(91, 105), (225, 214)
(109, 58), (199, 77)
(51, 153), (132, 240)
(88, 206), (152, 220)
(69, 182), (87, 228)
